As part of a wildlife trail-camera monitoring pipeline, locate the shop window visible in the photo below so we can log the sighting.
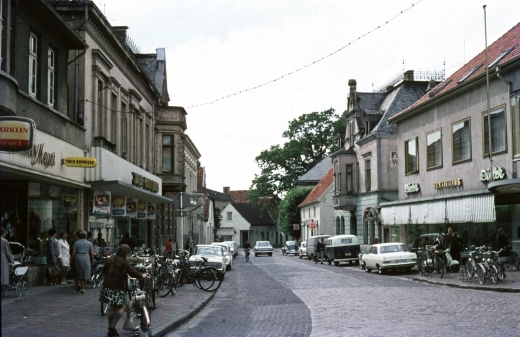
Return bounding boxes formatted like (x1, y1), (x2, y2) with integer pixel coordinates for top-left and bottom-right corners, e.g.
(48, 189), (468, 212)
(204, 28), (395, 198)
(162, 135), (173, 172)
(511, 93), (520, 158)
(483, 105), (507, 156)
(426, 129), (442, 170)
(452, 118), (471, 164)
(47, 48), (55, 107)
(29, 33), (38, 97)
(405, 137), (418, 174)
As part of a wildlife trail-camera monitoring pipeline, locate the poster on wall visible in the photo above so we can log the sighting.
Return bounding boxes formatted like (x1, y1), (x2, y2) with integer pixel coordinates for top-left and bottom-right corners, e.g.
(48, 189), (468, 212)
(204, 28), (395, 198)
(137, 201), (147, 219)
(147, 204), (156, 220)
(126, 198), (137, 218)
(93, 191), (111, 214)
(111, 195), (127, 216)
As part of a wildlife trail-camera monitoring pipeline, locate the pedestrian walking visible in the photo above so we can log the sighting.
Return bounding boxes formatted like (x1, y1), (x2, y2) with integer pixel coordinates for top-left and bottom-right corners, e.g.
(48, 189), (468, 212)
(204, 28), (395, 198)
(100, 244), (147, 337)
(71, 230), (95, 293)
(165, 238), (173, 259)
(1, 228), (14, 298)
(120, 232), (135, 252)
(46, 228), (60, 286)
(57, 232), (70, 284)
(316, 238), (326, 264)
(185, 238), (193, 255)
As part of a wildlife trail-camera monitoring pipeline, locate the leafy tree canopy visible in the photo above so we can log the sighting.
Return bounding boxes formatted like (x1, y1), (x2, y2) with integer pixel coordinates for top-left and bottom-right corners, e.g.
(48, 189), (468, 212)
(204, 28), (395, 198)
(278, 186), (313, 235)
(249, 108), (345, 202)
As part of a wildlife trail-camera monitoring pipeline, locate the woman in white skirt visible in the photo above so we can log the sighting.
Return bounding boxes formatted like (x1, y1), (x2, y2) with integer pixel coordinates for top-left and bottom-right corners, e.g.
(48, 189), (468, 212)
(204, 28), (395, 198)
(57, 232), (70, 284)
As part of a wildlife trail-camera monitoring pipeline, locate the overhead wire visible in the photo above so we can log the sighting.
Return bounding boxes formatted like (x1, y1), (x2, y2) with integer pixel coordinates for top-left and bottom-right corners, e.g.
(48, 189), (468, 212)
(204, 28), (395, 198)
(187, 0), (425, 109)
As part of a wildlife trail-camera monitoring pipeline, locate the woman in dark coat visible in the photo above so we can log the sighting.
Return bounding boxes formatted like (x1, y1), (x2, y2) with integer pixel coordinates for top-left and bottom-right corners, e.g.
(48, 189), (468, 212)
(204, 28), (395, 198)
(100, 244), (146, 337)
(71, 230), (94, 293)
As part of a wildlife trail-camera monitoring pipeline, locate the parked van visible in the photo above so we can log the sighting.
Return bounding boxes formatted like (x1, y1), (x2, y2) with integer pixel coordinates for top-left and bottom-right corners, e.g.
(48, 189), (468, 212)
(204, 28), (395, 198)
(325, 234), (361, 266)
(306, 235), (331, 260)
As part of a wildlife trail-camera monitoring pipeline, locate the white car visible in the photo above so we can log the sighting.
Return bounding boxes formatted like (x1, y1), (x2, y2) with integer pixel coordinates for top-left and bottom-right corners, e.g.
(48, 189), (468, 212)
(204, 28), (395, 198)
(223, 241), (238, 258)
(211, 242), (233, 271)
(298, 242), (307, 259)
(189, 244), (226, 279)
(361, 243), (417, 274)
(254, 241), (273, 257)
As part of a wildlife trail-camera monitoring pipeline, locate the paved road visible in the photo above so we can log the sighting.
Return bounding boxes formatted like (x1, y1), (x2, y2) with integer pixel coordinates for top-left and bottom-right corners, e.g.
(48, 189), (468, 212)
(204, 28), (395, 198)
(169, 251), (520, 337)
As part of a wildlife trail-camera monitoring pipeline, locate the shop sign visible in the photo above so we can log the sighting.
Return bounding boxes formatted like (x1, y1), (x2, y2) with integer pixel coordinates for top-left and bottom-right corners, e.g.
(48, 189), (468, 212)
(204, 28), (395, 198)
(111, 195), (126, 216)
(126, 198), (137, 218)
(94, 191), (111, 214)
(132, 172), (159, 193)
(404, 183), (420, 193)
(434, 178), (462, 189)
(64, 194), (77, 203)
(479, 167), (506, 182)
(293, 224), (299, 230)
(147, 204), (156, 220)
(0, 116), (36, 152)
(63, 157), (97, 168)
(310, 221), (316, 229)
(19, 143), (56, 168)
(137, 201), (147, 219)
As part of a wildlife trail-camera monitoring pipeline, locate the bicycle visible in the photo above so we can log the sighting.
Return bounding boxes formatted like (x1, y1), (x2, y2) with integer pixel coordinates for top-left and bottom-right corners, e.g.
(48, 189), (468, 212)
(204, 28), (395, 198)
(125, 275), (152, 337)
(502, 248), (519, 271)
(176, 250), (222, 292)
(245, 248), (250, 262)
(157, 258), (180, 298)
(464, 245), (486, 285)
(91, 255), (106, 289)
(424, 245), (445, 278)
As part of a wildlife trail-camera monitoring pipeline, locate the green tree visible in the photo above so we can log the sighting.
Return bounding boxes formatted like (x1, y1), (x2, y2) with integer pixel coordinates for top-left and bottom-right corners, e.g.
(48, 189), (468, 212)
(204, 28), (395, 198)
(278, 186), (313, 236)
(249, 108), (345, 202)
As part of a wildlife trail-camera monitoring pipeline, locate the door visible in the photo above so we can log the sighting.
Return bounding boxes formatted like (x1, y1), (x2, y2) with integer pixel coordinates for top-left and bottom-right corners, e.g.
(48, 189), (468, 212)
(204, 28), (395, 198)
(240, 230), (249, 248)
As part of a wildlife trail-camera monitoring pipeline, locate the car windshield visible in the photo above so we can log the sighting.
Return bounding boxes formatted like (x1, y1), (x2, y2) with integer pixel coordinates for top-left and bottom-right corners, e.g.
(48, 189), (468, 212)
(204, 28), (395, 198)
(257, 242), (270, 247)
(379, 244), (406, 253)
(213, 244), (228, 252)
(286, 245), (295, 249)
(196, 247), (222, 256)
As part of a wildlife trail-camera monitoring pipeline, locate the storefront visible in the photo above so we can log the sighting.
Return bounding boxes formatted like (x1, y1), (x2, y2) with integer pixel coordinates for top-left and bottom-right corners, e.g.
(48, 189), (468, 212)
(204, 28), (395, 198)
(85, 147), (171, 252)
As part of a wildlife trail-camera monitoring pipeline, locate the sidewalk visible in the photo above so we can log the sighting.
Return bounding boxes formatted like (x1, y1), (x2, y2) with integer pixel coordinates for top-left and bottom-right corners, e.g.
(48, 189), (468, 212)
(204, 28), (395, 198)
(1, 281), (215, 337)
(413, 268), (520, 292)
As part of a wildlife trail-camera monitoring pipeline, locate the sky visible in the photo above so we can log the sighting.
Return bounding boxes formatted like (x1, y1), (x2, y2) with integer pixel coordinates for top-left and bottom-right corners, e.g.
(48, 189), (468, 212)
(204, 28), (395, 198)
(95, 0), (519, 192)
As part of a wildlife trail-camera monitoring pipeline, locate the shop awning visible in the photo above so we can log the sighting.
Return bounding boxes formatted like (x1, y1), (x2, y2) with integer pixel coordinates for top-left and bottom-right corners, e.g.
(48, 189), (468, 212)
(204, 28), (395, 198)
(90, 180), (172, 204)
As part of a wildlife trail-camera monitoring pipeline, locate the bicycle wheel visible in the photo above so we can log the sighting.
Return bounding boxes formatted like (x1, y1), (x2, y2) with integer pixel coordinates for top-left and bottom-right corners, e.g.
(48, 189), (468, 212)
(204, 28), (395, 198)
(201, 267), (222, 292)
(496, 265), (504, 281)
(490, 265), (498, 284)
(509, 252), (519, 270)
(195, 267), (217, 291)
(436, 257), (445, 278)
(158, 273), (173, 298)
(140, 306), (153, 337)
(416, 255), (424, 275)
(477, 264), (486, 285)
(15, 282), (22, 298)
(101, 301), (109, 315)
(21, 281), (29, 296)
(465, 260), (475, 279)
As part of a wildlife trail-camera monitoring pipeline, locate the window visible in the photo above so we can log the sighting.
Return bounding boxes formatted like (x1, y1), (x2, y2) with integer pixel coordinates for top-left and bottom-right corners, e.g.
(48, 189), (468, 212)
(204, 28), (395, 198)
(340, 217), (345, 234)
(111, 95), (117, 143)
(47, 48), (55, 107)
(405, 137), (418, 174)
(313, 206), (315, 217)
(162, 135), (173, 172)
(483, 105), (507, 156)
(29, 33), (38, 97)
(452, 119), (471, 163)
(426, 129), (442, 169)
(97, 80), (104, 136)
(512, 94), (520, 158)
(336, 217), (340, 234)
(346, 164), (353, 194)
(121, 103), (127, 154)
(227, 212), (232, 221)
(365, 159), (371, 191)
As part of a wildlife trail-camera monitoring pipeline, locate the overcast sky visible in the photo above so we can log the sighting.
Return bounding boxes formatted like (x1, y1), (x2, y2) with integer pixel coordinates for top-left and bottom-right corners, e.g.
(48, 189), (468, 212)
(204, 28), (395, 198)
(97, 0), (518, 192)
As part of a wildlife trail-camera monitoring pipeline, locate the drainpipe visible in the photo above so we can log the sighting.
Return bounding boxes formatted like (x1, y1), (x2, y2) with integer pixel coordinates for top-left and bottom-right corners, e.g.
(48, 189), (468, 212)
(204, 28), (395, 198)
(496, 66), (514, 178)
(74, 4), (89, 123)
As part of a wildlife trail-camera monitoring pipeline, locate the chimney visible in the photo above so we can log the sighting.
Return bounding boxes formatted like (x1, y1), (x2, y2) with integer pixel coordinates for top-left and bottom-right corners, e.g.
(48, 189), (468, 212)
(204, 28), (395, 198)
(223, 187), (230, 195)
(425, 79), (437, 93)
(348, 79), (357, 111)
(403, 70), (414, 82)
(112, 26), (129, 44)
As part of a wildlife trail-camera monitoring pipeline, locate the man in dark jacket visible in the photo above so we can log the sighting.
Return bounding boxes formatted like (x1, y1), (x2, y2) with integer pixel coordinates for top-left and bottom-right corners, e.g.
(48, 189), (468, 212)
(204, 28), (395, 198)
(443, 227), (460, 262)
(316, 238), (326, 264)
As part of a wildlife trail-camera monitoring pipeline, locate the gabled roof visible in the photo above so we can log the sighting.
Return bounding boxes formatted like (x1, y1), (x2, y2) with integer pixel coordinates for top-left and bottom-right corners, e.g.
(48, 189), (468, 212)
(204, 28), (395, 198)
(294, 156), (332, 186)
(389, 22), (520, 123)
(199, 187), (233, 202)
(298, 168), (334, 207)
(230, 190), (249, 203)
(357, 92), (387, 111)
(231, 203), (275, 226)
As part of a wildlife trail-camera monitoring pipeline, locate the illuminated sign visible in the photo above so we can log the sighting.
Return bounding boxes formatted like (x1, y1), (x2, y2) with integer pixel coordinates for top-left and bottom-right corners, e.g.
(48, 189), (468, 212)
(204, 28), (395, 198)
(434, 179), (462, 189)
(63, 157), (97, 168)
(479, 168), (506, 182)
(0, 117), (36, 151)
(404, 183), (420, 193)
(132, 172), (159, 193)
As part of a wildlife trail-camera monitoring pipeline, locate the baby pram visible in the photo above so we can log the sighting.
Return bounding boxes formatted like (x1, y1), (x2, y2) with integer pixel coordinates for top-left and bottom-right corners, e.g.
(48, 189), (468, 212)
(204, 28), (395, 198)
(7, 242), (29, 297)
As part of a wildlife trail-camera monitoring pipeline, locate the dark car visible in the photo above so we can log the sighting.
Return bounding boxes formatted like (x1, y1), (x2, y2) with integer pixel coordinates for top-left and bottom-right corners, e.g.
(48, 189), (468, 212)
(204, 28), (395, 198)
(282, 241), (298, 256)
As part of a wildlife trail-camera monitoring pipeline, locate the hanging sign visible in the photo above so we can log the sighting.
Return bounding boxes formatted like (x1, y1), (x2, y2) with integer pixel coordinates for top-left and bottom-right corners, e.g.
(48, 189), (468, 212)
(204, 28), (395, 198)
(126, 198), (137, 218)
(111, 195), (126, 216)
(63, 157), (97, 168)
(0, 116), (36, 152)
(93, 191), (111, 214)
(147, 204), (156, 220)
(293, 224), (299, 230)
(137, 201), (147, 219)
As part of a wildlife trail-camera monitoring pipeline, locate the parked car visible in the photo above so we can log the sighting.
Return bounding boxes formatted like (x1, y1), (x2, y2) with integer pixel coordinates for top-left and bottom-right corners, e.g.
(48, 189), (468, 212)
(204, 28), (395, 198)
(361, 243), (417, 274)
(306, 235), (331, 260)
(325, 234), (361, 266)
(224, 241), (238, 258)
(298, 242), (307, 259)
(282, 241), (298, 256)
(211, 242), (233, 270)
(254, 241), (273, 257)
(189, 244), (226, 279)
(407, 233), (439, 251)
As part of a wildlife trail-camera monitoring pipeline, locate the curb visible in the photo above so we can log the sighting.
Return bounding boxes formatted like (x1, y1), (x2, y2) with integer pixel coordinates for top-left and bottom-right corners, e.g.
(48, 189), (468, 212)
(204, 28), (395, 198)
(154, 290), (217, 337)
(412, 277), (520, 293)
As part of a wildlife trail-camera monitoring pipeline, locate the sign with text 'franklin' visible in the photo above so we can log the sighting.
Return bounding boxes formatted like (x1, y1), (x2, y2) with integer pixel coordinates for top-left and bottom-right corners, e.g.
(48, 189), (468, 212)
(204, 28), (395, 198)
(0, 117), (36, 151)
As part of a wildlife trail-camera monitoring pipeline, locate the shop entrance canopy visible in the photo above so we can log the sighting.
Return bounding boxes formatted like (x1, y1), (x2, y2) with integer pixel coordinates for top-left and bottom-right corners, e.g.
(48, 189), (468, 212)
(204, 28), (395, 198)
(90, 180), (172, 204)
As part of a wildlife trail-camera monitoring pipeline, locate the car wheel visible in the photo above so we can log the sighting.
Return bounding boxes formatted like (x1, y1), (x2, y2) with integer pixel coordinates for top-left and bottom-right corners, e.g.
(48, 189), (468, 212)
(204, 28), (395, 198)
(334, 261), (340, 266)
(299, 254), (302, 259)
(361, 261), (366, 270)
(365, 267), (371, 273)
(268, 253), (272, 256)
(226, 264), (231, 271)
(328, 259), (332, 265)
(405, 267), (412, 273)
(378, 266), (384, 274)
(255, 254), (258, 257)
